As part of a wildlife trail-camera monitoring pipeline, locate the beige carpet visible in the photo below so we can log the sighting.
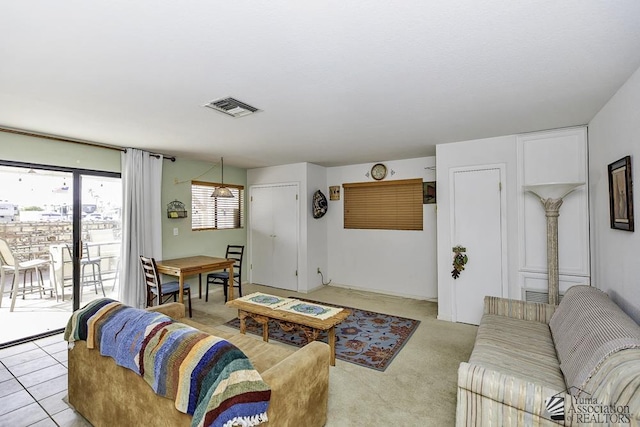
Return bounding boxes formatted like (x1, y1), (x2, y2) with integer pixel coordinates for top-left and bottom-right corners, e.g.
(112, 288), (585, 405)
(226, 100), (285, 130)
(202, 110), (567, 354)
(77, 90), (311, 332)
(191, 283), (478, 427)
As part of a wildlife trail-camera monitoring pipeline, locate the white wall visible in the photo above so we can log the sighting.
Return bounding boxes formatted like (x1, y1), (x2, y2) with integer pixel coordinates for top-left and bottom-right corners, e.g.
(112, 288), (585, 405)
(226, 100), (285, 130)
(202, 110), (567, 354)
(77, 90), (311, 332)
(326, 157), (437, 299)
(588, 65), (640, 323)
(249, 158), (437, 299)
(306, 163), (328, 291)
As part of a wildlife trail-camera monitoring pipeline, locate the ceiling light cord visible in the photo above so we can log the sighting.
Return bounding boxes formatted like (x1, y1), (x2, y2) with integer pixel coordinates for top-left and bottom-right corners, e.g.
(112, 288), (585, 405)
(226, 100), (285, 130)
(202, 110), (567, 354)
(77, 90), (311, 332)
(211, 157), (234, 198)
(173, 161), (221, 185)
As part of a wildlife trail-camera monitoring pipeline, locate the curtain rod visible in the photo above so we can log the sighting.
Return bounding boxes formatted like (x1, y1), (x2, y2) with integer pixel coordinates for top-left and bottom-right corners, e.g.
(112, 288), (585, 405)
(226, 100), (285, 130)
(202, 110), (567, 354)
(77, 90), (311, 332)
(0, 126), (176, 162)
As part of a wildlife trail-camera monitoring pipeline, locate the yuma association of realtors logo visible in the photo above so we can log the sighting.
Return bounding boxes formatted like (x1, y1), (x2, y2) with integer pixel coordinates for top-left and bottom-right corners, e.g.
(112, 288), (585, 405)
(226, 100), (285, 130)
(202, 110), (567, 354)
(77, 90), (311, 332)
(545, 388), (631, 424)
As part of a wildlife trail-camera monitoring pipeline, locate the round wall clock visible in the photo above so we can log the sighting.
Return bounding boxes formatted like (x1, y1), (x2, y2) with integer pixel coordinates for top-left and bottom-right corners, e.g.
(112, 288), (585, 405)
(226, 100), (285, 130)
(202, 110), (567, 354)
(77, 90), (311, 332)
(371, 163), (387, 180)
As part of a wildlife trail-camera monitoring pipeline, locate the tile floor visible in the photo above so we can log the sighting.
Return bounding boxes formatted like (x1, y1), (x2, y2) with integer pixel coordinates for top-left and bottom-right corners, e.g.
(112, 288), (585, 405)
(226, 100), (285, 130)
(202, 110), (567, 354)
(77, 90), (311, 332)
(0, 333), (88, 427)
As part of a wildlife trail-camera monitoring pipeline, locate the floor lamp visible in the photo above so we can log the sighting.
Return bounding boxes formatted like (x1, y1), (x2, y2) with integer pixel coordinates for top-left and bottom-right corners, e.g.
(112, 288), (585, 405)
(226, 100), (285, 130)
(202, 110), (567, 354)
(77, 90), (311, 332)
(524, 182), (584, 305)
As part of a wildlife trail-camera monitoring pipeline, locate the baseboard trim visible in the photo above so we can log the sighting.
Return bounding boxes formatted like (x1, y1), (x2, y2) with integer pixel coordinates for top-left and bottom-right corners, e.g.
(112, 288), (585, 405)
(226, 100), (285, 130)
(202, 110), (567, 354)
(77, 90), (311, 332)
(327, 282), (437, 301)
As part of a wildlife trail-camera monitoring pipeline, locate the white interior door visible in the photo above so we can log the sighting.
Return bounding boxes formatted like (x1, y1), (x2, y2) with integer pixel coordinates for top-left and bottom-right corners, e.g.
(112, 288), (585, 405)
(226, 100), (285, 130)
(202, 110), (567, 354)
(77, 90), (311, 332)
(249, 184), (299, 291)
(452, 166), (506, 325)
(250, 186), (274, 286)
(271, 184), (298, 291)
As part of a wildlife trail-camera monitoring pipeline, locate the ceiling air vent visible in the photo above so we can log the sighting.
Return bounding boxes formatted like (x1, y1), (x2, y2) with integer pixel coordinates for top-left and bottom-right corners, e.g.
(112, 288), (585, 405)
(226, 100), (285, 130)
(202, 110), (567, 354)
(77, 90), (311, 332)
(203, 97), (260, 118)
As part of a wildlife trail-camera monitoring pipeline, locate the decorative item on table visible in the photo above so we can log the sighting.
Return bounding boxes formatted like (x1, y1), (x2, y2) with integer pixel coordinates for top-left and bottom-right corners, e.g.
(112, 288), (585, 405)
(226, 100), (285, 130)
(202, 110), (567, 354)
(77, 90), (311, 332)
(451, 245), (468, 279)
(276, 299), (344, 320)
(166, 200), (187, 218)
(239, 292), (293, 308)
(312, 190), (328, 219)
(608, 155), (634, 232)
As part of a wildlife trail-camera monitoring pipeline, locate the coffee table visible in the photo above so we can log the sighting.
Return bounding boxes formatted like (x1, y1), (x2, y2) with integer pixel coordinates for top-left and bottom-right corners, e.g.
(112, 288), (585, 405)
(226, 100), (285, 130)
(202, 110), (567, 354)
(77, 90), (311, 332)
(226, 295), (350, 366)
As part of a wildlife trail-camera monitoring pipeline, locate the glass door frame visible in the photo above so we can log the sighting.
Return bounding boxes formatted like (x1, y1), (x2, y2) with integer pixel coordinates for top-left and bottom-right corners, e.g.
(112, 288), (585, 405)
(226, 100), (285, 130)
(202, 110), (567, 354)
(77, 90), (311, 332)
(0, 160), (120, 314)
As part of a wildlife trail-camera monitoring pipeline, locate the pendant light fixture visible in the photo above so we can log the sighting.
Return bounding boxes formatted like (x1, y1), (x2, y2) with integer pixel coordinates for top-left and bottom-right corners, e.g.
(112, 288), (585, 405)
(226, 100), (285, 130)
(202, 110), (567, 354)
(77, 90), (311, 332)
(211, 157), (234, 198)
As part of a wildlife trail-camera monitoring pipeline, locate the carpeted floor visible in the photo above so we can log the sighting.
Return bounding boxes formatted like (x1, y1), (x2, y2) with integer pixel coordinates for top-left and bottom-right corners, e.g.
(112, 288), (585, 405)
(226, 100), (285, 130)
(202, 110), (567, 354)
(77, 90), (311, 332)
(224, 298), (420, 371)
(191, 283), (478, 427)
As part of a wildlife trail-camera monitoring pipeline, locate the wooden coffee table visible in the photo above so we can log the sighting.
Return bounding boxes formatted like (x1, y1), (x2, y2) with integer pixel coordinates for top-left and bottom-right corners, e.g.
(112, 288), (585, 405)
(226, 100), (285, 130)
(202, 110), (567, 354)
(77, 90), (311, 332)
(226, 296), (350, 366)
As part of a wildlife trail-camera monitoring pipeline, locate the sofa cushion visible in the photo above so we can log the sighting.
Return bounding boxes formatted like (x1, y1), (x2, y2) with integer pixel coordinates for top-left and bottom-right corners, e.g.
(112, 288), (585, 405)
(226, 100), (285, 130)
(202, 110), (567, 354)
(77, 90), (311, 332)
(469, 313), (565, 390)
(549, 285), (640, 393)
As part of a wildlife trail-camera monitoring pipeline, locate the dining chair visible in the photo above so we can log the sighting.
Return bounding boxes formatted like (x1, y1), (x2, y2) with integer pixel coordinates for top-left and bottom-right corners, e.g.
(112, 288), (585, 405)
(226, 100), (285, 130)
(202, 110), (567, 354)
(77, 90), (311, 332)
(139, 255), (192, 317)
(205, 245), (244, 302)
(0, 238), (57, 312)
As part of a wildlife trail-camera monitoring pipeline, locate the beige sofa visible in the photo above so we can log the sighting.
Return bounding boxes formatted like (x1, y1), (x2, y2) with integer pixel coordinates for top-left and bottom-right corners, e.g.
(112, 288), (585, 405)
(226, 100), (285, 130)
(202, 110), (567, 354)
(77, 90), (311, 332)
(67, 302), (330, 427)
(457, 285), (640, 426)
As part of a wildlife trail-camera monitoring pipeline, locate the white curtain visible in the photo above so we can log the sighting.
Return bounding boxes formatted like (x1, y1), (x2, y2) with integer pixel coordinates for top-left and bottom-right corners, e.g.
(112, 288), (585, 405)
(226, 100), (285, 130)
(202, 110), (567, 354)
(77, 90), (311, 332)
(118, 148), (163, 308)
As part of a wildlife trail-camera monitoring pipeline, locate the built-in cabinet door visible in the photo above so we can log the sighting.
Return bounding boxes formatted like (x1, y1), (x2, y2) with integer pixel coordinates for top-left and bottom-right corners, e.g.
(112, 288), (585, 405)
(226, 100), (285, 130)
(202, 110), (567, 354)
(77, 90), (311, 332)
(517, 128), (590, 300)
(451, 165), (507, 325)
(250, 184), (299, 291)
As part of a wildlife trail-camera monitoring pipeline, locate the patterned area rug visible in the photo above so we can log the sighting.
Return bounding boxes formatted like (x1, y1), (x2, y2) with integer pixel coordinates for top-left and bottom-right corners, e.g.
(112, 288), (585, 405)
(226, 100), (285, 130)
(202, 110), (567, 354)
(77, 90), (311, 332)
(224, 299), (420, 371)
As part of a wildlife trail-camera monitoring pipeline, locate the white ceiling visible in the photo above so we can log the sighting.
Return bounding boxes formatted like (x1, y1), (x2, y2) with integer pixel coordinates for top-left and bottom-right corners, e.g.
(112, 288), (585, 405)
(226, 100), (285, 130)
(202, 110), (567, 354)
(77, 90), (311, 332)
(2, 1), (640, 168)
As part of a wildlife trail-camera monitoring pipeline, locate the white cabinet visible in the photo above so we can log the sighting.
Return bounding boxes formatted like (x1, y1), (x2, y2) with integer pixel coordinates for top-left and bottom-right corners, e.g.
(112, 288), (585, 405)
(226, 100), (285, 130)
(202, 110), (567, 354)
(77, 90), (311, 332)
(517, 128), (590, 298)
(249, 184), (299, 291)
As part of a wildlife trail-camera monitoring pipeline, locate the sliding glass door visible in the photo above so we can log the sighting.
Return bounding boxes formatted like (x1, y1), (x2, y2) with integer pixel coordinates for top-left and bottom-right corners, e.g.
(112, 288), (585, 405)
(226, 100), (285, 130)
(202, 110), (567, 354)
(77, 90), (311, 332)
(0, 162), (121, 346)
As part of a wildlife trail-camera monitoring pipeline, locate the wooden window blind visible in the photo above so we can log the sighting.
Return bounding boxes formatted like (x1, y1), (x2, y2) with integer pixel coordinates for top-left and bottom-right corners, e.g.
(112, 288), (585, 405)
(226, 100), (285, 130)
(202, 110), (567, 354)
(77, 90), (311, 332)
(191, 181), (245, 231)
(343, 178), (423, 230)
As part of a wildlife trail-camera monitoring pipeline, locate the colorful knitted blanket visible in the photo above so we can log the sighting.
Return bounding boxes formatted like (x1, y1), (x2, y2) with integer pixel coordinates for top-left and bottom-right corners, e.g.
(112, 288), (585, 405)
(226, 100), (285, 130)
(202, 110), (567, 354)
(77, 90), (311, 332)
(64, 298), (270, 427)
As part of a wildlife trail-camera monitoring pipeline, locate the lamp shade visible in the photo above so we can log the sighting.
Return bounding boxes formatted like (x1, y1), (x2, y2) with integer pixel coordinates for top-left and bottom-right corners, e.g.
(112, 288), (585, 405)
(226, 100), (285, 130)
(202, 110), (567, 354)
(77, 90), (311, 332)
(210, 156), (235, 198)
(524, 182), (584, 200)
(211, 186), (234, 198)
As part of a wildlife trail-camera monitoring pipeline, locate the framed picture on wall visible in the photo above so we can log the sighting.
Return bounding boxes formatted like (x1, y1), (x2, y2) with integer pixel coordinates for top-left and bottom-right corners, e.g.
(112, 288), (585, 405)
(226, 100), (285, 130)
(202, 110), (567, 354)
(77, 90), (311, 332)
(423, 181), (436, 204)
(608, 155), (634, 231)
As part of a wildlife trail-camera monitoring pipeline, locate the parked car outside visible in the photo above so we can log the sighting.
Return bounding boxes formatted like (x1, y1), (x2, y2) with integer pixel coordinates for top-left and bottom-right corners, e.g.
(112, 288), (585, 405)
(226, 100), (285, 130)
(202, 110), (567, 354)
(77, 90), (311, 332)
(85, 213), (103, 221)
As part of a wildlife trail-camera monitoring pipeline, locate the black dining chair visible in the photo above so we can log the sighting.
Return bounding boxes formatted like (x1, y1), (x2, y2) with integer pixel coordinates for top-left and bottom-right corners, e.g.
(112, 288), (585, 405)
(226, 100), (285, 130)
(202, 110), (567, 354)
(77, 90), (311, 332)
(205, 245), (244, 302)
(139, 255), (192, 317)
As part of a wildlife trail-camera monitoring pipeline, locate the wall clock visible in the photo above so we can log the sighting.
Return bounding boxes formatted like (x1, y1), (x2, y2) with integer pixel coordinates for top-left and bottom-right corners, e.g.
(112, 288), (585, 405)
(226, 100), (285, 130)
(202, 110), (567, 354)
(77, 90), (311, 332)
(371, 163), (387, 180)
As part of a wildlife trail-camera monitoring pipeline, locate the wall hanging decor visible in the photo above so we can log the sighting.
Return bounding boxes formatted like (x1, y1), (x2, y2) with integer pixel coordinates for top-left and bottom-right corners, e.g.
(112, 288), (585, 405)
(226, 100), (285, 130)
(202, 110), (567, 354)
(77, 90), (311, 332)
(608, 155), (634, 231)
(313, 190), (328, 219)
(423, 181), (436, 204)
(167, 200), (187, 218)
(451, 245), (468, 279)
(329, 185), (340, 201)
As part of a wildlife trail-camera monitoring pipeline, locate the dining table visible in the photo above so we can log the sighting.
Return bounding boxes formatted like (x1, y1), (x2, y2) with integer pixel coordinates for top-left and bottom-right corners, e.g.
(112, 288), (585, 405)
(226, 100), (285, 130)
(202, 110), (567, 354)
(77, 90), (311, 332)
(155, 255), (236, 303)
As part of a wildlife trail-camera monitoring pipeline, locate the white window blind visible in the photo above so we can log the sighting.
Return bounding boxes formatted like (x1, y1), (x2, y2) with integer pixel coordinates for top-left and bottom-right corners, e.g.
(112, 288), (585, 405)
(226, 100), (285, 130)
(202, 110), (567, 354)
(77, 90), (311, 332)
(191, 181), (244, 230)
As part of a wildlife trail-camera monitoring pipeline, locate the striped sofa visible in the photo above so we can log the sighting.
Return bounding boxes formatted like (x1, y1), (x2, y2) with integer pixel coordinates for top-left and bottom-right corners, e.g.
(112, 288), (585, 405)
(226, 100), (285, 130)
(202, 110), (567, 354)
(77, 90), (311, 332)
(456, 285), (640, 426)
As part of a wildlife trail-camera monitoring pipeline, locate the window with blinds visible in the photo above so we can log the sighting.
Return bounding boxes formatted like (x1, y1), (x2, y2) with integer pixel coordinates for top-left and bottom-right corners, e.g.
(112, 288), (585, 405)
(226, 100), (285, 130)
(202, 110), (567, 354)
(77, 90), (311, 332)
(343, 178), (423, 230)
(191, 181), (244, 230)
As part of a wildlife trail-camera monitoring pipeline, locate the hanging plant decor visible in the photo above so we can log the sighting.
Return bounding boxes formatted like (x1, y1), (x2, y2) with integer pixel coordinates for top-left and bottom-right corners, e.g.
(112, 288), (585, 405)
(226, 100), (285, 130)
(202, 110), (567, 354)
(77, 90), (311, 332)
(451, 245), (468, 279)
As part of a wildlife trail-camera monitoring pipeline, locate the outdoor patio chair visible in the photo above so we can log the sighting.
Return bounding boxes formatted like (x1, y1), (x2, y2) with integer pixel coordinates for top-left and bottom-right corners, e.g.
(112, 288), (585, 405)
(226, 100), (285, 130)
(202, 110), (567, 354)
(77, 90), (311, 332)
(81, 242), (105, 299)
(0, 238), (57, 312)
